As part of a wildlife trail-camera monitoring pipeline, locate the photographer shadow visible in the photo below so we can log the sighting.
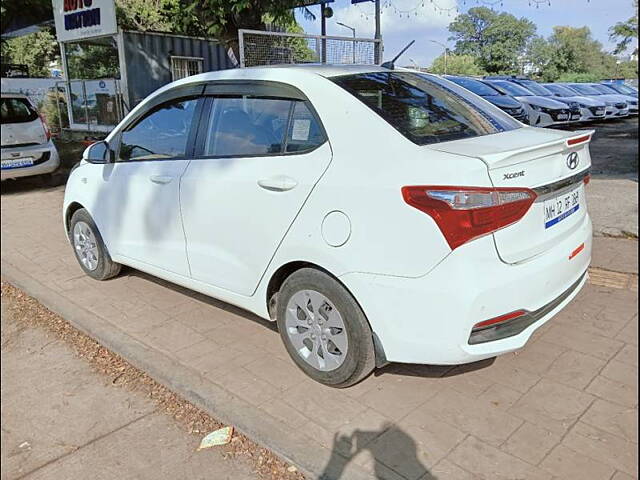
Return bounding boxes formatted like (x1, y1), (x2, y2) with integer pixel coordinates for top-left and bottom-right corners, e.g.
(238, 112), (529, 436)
(319, 422), (438, 480)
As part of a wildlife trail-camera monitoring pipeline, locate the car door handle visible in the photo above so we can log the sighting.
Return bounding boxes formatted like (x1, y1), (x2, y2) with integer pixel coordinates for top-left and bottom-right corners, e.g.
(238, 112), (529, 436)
(149, 175), (174, 185)
(257, 176), (298, 192)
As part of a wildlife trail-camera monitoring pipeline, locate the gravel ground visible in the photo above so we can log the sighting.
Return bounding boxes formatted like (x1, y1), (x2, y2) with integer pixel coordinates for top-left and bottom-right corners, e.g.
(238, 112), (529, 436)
(1, 282), (306, 480)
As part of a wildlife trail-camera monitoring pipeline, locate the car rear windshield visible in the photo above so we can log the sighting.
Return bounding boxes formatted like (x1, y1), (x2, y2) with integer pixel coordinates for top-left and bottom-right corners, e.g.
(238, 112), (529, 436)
(0, 97), (39, 124)
(330, 72), (520, 146)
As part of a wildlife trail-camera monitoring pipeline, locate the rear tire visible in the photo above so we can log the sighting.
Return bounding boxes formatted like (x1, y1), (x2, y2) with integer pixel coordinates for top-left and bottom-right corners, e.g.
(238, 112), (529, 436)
(69, 208), (121, 281)
(276, 268), (375, 388)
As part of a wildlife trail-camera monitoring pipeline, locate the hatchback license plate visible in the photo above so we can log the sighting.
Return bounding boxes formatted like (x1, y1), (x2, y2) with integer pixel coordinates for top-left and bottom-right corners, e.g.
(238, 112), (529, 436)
(544, 187), (580, 229)
(1, 157), (34, 170)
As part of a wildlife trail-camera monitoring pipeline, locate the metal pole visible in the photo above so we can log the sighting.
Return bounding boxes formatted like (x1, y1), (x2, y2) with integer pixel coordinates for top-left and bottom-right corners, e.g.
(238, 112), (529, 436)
(374, 0), (381, 63)
(444, 48), (448, 75)
(238, 29), (246, 67)
(59, 41), (74, 131)
(336, 22), (356, 64)
(82, 81), (90, 132)
(321, 4), (327, 64)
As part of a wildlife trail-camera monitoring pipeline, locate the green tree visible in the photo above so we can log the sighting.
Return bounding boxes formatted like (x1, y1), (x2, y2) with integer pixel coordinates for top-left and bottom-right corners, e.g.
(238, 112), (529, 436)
(526, 26), (623, 81)
(448, 7), (536, 74)
(115, 0), (183, 32)
(609, 0), (638, 55)
(429, 53), (485, 76)
(1, 28), (58, 77)
(173, 0), (310, 57)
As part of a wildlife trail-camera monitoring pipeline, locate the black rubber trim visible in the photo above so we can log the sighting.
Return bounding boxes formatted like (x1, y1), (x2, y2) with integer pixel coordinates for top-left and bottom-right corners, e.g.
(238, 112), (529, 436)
(203, 80), (307, 100)
(468, 270), (587, 345)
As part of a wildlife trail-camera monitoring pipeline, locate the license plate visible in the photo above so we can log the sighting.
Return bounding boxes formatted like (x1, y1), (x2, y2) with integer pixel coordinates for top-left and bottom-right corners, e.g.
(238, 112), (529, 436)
(571, 114), (581, 120)
(1, 157), (34, 170)
(596, 109), (605, 115)
(557, 114), (569, 120)
(544, 188), (580, 229)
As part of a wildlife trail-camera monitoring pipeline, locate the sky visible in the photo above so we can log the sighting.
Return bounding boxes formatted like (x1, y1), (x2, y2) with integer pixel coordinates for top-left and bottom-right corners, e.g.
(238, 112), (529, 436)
(294, 0), (638, 68)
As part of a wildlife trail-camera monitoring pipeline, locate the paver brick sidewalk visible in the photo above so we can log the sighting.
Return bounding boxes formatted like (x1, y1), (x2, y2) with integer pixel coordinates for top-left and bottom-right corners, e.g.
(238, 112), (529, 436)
(1, 185), (637, 480)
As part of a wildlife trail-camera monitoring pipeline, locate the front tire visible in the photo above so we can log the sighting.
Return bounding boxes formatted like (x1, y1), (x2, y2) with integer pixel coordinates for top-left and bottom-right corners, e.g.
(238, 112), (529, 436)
(69, 208), (121, 281)
(276, 268), (375, 388)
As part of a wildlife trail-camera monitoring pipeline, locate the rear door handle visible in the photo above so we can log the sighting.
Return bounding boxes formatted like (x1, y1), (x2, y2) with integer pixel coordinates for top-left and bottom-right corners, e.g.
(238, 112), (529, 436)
(257, 175), (298, 192)
(150, 175), (174, 185)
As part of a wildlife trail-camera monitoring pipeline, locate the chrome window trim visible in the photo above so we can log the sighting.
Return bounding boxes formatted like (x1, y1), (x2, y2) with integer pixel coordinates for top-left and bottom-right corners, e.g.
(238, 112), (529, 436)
(533, 168), (590, 201)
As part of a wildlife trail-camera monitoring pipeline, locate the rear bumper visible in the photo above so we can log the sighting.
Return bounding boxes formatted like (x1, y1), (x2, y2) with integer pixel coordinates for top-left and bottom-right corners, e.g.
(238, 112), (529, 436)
(340, 213), (592, 365)
(1, 141), (60, 180)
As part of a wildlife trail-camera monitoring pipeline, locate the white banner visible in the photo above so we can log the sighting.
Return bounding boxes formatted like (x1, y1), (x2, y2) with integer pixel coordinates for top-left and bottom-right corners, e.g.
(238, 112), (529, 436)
(52, 0), (117, 43)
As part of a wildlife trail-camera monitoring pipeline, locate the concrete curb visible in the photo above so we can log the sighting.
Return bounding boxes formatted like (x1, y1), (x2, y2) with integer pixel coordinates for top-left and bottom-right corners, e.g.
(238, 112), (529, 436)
(1, 260), (372, 480)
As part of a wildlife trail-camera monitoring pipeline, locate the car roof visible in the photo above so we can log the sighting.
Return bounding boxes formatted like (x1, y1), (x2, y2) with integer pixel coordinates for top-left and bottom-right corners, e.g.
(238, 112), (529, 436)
(243, 63), (390, 78)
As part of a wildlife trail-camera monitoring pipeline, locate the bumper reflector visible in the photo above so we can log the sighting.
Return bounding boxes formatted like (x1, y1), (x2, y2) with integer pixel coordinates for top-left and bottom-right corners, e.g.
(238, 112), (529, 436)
(569, 243), (585, 260)
(468, 271), (587, 345)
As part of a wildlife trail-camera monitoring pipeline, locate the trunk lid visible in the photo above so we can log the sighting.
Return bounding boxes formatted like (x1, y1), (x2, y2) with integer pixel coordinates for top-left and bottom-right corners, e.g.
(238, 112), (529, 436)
(428, 127), (593, 263)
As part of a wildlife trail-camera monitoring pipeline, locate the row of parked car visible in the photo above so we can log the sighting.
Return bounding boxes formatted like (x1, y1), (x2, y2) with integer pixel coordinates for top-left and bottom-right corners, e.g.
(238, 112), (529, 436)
(444, 75), (639, 128)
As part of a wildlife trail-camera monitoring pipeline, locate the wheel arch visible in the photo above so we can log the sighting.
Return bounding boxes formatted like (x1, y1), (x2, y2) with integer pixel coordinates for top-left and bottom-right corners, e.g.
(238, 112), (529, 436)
(64, 201), (85, 236)
(265, 260), (388, 368)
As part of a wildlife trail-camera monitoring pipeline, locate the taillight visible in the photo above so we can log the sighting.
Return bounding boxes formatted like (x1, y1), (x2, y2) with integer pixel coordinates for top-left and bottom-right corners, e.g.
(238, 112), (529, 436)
(39, 113), (51, 141)
(401, 186), (537, 250)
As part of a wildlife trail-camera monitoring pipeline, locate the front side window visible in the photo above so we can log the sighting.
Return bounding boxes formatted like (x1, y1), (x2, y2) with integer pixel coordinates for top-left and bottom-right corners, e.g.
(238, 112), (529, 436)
(119, 97), (198, 161)
(331, 72), (519, 146)
(203, 97), (325, 157)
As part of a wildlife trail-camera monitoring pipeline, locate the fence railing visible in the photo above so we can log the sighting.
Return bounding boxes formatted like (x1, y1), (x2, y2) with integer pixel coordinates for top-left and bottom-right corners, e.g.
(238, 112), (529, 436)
(238, 29), (383, 68)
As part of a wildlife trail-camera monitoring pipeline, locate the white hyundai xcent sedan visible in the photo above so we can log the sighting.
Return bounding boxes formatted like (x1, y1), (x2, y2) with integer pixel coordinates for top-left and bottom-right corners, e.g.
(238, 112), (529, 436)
(63, 65), (593, 387)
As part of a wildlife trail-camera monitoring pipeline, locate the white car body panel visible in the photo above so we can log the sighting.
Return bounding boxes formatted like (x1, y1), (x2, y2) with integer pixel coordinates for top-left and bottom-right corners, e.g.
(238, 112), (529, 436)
(514, 96), (571, 127)
(63, 66), (592, 365)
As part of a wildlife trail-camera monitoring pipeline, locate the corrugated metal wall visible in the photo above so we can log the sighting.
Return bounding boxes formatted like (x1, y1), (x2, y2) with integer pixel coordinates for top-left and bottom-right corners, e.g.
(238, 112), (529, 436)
(122, 31), (235, 108)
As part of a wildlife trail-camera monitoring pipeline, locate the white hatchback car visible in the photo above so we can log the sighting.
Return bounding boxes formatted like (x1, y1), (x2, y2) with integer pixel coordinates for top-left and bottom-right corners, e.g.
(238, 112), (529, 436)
(63, 66), (593, 387)
(1, 94), (60, 180)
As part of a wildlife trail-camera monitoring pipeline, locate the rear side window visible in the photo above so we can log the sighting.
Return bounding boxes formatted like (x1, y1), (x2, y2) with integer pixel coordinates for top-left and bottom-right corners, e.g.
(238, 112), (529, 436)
(286, 102), (325, 153)
(202, 97), (325, 157)
(331, 72), (519, 146)
(1, 98), (38, 124)
(119, 97), (199, 161)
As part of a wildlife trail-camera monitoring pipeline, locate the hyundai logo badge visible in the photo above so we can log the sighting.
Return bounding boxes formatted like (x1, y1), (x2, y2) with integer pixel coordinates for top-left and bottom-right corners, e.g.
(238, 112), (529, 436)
(567, 152), (579, 170)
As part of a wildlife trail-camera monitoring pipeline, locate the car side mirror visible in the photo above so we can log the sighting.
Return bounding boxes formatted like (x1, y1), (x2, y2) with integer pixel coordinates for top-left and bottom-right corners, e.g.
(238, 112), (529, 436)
(83, 140), (114, 164)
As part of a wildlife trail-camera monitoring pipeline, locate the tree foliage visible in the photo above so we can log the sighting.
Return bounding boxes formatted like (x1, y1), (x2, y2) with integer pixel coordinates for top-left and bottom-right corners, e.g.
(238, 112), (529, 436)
(527, 26), (624, 82)
(609, 0), (638, 55)
(448, 7), (536, 74)
(429, 53), (485, 76)
(0, 28), (58, 77)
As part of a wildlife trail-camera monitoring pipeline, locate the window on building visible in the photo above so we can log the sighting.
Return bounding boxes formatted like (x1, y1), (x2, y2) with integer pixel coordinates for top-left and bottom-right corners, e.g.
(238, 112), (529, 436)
(170, 56), (204, 81)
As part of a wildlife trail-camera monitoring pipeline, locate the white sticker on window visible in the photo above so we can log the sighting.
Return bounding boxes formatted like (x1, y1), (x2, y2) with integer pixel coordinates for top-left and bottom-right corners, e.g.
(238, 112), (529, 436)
(291, 119), (311, 141)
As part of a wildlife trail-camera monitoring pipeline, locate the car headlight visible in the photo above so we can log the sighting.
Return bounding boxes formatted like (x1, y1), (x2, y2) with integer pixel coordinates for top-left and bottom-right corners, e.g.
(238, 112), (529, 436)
(530, 104), (542, 111)
(579, 103), (589, 108)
